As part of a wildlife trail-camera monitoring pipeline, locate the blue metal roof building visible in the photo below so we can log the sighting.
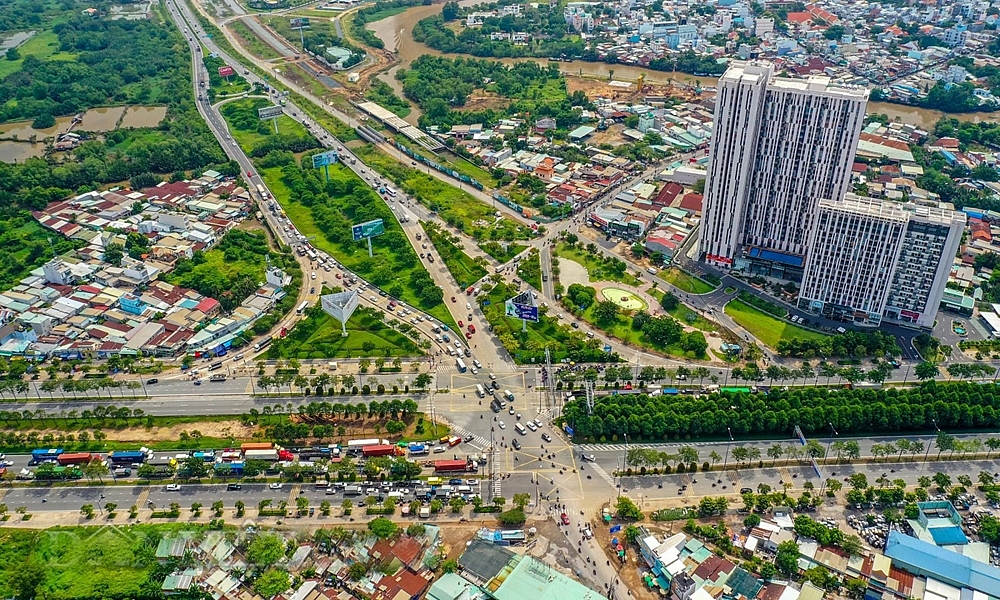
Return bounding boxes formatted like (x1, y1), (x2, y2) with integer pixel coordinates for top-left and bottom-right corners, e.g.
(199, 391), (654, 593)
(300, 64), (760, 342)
(884, 530), (1000, 595)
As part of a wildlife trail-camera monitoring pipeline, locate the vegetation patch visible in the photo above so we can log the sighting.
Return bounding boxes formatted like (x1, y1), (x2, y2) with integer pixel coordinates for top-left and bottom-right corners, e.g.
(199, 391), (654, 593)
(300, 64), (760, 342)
(228, 19), (283, 59)
(421, 221), (488, 287)
(259, 158), (458, 331)
(564, 382), (1000, 442)
(272, 304), (423, 359)
(365, 80), (411, 118)
(517, 248), (543, 290)
(352, 144), (533, 259)
(220, 97), (320, 158)
(661, 267), (717, 294)
(554, 241), (640, 286)
(724, 299), (828, 349)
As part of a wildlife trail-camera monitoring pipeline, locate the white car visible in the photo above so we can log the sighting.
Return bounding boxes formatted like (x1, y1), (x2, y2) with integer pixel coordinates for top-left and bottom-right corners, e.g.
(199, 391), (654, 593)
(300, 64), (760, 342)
(466, 302), (472, 310)
(497, 420), (506, 429)
(527, 422), (538, 431)
(0, 460), (12, 467)
(533, 418), (543, 428)
(470, 368), (478, 375)
(166, 484), (181, 491)
(269, 483), (283, 490)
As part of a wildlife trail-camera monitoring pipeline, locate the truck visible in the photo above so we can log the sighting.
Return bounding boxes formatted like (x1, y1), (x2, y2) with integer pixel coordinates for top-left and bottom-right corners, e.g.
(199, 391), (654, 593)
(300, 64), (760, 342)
(30, 448), (64, 463)
(344, 485), (361, 496)
(408, 443), (428, 456)
(447, 436), (462, 447)
(253, 336), (273, 351)
(37, 466), (83, 480)
(241, 442), (274, 451)
(456, 358), (467, 373)
(347, 438), (389, 448)
(434, 459), (472, 473)
(108, 450), (146, 465)
(216, 461), (244, 476)
(243, 449), (279, 461)
(209, 374), (227, 382)
(57, 452), (94, 466)
(192, 451), (216, 462)
(362, 445), (397, 457)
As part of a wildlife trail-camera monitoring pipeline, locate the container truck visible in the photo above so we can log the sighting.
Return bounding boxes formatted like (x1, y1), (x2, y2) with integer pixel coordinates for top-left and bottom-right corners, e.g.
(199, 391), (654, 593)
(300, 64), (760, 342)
(30, 448), (64, 464)
(216, 461), (244, 476)
(347, 438), (389, 448)
(56, 452), (94, 466)
(109, 450), (146, 465)
(192, 451), (216, 462)
(244, 449), (279, 461)
(241, 442), (275, 451)
(434, 459), (472, 473)
(37, 466), (83, 480)
(362, 445), (396, 457)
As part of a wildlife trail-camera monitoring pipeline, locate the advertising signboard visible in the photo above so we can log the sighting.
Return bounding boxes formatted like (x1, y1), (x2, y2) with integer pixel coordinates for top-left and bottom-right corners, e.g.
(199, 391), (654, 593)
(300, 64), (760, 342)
(504, 300), (538, 322)
(218, 65), (235, 78)
(311, 150), (339, 169)
(351, 219), (385, 242)
(257, 105), (283, 120)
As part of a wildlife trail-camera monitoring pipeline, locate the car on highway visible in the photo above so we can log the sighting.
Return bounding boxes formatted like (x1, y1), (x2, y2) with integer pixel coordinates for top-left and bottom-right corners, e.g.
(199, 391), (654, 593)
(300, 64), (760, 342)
(511, 439), (521, 450)
(166, 484), (181, 491)
(269, 483), (283, 490)
(497, 420), (505, 429)
(561, 512), (570, 525)
(147, 378), (158, 384)
(541, 433), (552, 443)
(227, 483), (242, 491)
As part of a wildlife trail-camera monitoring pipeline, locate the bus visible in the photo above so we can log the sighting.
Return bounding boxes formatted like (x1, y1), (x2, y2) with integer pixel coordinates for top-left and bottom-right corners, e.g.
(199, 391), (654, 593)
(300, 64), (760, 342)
(208, 361), (223, 371)
(456, 358), (467, 373)
(385, 187), (397, 198)
(297, 301), (309, 315)
(475, 384), (485, 398)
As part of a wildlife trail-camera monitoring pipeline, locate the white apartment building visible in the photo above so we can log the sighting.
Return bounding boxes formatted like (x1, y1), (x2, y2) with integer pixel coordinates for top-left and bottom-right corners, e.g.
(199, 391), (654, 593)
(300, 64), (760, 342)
(699, 61), (869, 279)
(798, 195), (909, 325)
(799, 195), (965, 328)
(882, 204), (965, 328)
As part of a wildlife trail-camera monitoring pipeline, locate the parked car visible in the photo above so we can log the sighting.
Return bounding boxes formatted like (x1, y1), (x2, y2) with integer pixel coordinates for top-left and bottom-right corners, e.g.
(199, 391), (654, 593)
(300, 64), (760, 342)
(227, 483), (242, 491)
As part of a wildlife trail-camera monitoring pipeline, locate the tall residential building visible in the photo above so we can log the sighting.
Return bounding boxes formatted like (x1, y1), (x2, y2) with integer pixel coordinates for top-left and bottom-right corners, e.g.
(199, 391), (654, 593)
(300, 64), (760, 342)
(799, 195), (965, 328)
(699, 61), (869, 279)
(798, 195), (909, 325)
(883, 204), (965, 328)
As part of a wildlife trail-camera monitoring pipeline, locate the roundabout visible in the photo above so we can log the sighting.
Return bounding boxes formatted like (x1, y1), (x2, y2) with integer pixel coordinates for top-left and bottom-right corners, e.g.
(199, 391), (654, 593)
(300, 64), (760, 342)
(600, 287), (647, 311)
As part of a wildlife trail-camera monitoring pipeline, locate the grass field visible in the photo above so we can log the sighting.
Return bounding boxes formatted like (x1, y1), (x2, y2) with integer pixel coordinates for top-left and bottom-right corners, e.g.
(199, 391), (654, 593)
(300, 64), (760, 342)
(554, 243), (641, 286)
(0, 31), (77, 79)
(273, 306), (422, 359)
(577, 302), (705, 360)
(0, 525), (212, 600)
(661, 266), (717, 294)
(422, 223), (488, 287)
(724, 299), (829, 348)
(353, 145), (533, 259)
(226, 19), (283, 59)
(517, 248), (543, 290)
(260, 165), (459, 332)
(219, 97), (315, 146)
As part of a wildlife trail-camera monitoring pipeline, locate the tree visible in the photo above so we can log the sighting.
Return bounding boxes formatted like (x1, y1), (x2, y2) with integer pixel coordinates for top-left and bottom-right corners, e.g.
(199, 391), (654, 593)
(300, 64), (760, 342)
(616, 496), (644, 521)
(767, 444), (783, 466)
(368, 517), (399, 539)
(6, 47), (20, 61)
(497, 508), (527, 525)
(660, 292), (679, 311)
(933, 472), (952, 490)
(441, 1), (460, 20)
(594, 300), (620, 324)
(80, 504), (96, 519)
(512, 493), (531, 510)
(915, 361), (939, 380)
(348, 562), (368, 580)
(247, 534), (286, 568)
(744, 514), (761, 528)
(775, 540), (800, 576)
(441, 558), (459, 573)
(254, 568), (291, 599)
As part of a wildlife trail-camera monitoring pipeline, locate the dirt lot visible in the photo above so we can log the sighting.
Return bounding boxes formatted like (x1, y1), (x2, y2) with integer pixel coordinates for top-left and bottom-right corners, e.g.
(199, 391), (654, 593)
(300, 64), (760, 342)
(30, 420), (253, 443)
(565, 74), (701, 103)
(459, 90), (508, 113)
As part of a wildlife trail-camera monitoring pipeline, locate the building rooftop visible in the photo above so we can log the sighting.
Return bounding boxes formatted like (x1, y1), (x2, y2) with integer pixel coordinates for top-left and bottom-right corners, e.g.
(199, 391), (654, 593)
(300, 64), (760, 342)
(884, 530), (1000, 595)
(492, 555), (604, 600)
(458, 540), (514, 583)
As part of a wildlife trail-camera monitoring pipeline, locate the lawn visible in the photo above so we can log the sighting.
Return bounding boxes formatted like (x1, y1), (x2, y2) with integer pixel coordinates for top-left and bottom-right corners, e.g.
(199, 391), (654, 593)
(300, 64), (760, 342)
(272, 306), (423, 359)
(353, 145), (534, 259)
(661, 266), (717, 294)
(648, 289), (717, 332)
(576, 301), (706, 360)
(724, 299), (829, 348)
(260, 163), (459, 332)
(554, 243), (641, 286)
(0, 525), (212, 600)
(422, 222), (488, 287)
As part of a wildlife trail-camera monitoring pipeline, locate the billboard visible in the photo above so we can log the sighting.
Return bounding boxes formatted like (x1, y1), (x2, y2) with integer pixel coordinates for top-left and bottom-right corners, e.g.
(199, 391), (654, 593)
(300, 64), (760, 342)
(258, 105), (283, 120)
(504, 299), (538, 322)
(289, 17), (310, 29)
(352, 219), (385, 241)
(311, 150), (339, 168)
(218, 65), (235, 78)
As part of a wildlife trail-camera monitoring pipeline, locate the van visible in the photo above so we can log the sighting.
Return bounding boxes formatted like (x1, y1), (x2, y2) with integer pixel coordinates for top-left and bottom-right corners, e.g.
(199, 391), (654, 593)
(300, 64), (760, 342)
(234, 353), (244, 361)
(515, 423), (527, 435)
(586, 331), (595, 338)
(646, 267), (657, 274)
(504, 390), (515, 401)
(457, 485), (473, 493)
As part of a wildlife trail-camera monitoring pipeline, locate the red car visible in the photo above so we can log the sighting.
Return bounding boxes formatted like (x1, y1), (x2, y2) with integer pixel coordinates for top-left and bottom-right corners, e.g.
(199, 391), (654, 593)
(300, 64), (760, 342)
(468, 324), (476, 334)
(561, 513), (570, 525)
(451, 296), (457, 303)
(465, 332), (473, 339)
(458, 320), (464, 328)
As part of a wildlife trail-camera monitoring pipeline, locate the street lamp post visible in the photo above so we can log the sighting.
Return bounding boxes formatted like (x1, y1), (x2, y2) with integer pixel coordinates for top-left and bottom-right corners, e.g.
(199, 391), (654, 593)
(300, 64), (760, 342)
(825, 423), (839, 464)
(924, 418), (940, 463)
(722, 427), (734, 472)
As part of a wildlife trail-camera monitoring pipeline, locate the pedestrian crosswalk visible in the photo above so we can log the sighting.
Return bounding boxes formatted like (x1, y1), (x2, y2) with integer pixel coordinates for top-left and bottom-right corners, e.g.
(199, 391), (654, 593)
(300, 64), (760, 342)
(578, 441), (743, 452)
(448, 425), (489, 450)
(588, 461), (616, 488)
